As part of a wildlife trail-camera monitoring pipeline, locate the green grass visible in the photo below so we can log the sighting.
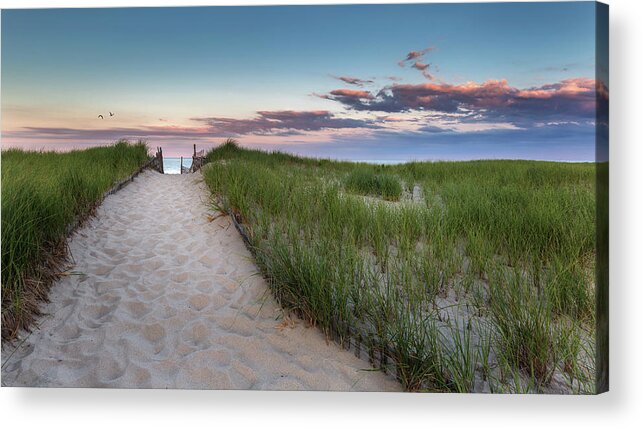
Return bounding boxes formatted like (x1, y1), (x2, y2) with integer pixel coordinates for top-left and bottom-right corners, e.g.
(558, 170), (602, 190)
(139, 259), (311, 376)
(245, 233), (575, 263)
(1, 140), (150, 341)
(203, 142), (597, 393)
(344, 168), (403, 201)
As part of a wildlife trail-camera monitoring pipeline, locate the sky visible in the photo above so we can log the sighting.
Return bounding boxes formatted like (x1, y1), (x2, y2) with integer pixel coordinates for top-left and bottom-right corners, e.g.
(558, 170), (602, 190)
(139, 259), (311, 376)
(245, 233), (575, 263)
(1, 2), (607, 160)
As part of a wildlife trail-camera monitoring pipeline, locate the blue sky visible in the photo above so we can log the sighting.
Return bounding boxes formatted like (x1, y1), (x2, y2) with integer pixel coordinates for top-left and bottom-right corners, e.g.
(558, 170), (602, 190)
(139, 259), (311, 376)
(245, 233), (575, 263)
(1, 2), (605, 160)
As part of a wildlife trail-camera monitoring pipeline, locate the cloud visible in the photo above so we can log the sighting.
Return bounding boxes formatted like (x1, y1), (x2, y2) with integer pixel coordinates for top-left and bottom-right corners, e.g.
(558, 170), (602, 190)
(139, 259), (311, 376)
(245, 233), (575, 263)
(8, 125), (213, 141)
(398, 46), (437, 79)
(417, 125), (451, 133)
(331, 75), (374, 86)
(398, 46), (435, 67)
(378, 115), (409, 123)
(411, 61), (434, 80)
(7, 110), (383, 143)
(411, 61), (429, 71)
(329, 89), (374, 99)
(17, 76), (602, 148)
(318, 77), (606, 124)
(256, 121), (596, 162)
(514, 77), (594, 99)
(192, 110), (380, 136)
(313, 89), (375, 109)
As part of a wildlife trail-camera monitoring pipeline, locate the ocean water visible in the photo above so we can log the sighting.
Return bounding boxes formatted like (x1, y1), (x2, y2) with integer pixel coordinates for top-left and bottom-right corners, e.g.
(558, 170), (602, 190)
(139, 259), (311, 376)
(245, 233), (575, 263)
(163, 157), (193, 174)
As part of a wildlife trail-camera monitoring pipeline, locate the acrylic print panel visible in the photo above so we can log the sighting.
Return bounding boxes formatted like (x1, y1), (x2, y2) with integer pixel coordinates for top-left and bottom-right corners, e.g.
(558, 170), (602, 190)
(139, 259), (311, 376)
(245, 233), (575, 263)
(0, 2), (608, 394)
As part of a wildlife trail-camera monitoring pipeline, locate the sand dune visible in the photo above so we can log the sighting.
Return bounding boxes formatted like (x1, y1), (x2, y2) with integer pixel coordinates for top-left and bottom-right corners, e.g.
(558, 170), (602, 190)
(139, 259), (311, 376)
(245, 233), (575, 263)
(1, 170), (400, 391)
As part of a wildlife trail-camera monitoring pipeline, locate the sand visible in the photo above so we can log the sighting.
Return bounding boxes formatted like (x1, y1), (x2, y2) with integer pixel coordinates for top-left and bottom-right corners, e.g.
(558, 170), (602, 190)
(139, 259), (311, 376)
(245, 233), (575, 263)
(1, 170), (400, 391)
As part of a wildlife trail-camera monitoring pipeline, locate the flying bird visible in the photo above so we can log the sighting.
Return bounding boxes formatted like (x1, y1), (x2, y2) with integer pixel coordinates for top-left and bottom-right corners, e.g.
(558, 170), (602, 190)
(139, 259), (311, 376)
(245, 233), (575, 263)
(98, 114), (104, 119)
(109, 112), (115, 117)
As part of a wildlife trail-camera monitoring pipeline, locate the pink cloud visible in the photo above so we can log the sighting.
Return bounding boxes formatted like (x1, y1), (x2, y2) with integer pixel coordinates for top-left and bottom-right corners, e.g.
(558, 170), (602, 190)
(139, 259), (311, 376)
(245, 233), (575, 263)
(411, 61), (434, 80)
(329, 89), (374, 99)
(319, 77), (605, 123)
(515, 77), (594, 99)
(4, 110), (382, 147)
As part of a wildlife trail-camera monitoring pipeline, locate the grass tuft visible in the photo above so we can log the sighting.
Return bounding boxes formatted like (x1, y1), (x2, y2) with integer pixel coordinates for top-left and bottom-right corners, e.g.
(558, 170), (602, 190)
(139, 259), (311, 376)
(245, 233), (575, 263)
(202, 143), (596, 393)
(344, 168), (403, 201)
(1, 140), (150, 341)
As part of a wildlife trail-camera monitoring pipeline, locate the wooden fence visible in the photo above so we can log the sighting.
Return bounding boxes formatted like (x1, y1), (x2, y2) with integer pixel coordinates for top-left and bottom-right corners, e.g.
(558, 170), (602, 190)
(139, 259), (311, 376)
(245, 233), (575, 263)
(180, 144), (206, 174)
(150, 147), (164, 174)
(190, 144), (206, 173)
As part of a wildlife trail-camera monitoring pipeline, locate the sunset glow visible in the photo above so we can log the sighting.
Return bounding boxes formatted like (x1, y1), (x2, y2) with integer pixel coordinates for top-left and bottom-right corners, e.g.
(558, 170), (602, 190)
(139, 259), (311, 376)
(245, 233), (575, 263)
(1, 3), (606, 160)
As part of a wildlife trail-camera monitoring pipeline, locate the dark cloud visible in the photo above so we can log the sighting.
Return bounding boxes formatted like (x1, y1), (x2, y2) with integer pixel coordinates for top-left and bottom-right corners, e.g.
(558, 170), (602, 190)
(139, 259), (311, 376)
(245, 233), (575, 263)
(398, 46), (435, 67)
(8, 110), (382, 142)
(192, 110), (380, 136)
(318, 78), (606, 124)
(331, 75), (374, 86)
(313, 89), (375, 110)
(10, 125), (213, 141)
(411, 61), (429, 71)
(329, 89), (374, 99)
(397, 46), (437, 79)
(417, 125), (452, 133)
(411, 61), (434, 80)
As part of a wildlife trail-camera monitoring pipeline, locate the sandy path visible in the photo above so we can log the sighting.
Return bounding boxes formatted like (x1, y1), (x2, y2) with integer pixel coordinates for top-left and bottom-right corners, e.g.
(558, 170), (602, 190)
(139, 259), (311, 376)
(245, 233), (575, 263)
(1, 170), (399, 391)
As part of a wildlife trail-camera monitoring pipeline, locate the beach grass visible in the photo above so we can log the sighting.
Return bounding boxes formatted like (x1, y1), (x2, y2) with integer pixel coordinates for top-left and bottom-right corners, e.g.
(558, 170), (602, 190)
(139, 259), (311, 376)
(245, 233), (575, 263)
(1, 140), (149, 341)
(344, 168), (403, 201)
(203, 141), (597, 393)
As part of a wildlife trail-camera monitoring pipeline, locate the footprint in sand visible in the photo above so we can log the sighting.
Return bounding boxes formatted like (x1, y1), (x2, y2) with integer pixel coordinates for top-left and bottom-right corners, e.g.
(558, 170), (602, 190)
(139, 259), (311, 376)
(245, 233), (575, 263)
(1, 171), (400, 392)
(187, 294), (210, 311)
